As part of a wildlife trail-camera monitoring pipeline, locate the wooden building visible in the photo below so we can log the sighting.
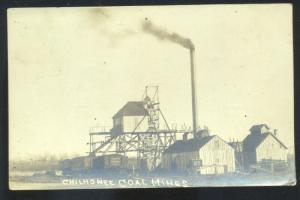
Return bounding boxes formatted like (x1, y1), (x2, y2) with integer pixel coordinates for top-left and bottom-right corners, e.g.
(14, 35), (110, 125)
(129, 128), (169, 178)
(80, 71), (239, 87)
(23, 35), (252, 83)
(111, 101), (149, 135)
(59, 156), (91, 171)
(59, 155), (148, 171)
(242, 124), (288, 170)
(92, 154), (128, 169)
(161, 133), (236, 174)
(228, 141), (244, 171)
(93, 155), (147, 171)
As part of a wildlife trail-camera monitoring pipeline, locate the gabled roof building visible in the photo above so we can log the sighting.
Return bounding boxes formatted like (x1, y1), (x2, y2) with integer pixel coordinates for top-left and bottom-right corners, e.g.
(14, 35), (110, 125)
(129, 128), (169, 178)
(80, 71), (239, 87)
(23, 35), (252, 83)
(161, 132), (236, 174)
(112, 101), (149, 119)
(111, 101), (150, 135)
(242, 124), (288, 169)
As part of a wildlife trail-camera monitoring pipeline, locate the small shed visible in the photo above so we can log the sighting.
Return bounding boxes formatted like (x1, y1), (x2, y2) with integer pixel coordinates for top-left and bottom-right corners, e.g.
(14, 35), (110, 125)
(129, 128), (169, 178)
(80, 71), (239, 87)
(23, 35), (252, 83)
(242, 124), (288, 170)
(111, 101), (149, 135)
(161, 135), (236, 174)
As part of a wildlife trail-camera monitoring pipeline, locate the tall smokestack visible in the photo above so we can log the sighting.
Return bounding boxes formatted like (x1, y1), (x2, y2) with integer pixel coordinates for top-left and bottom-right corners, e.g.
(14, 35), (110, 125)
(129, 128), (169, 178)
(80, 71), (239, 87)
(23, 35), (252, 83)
(190, 47), (198, 135)
(142, 20), (198, 134)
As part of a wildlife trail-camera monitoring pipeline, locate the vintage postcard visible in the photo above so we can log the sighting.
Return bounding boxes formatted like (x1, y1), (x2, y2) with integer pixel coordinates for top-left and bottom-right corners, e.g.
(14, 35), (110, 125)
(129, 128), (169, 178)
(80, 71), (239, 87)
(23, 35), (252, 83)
(8, 4), (295, 189)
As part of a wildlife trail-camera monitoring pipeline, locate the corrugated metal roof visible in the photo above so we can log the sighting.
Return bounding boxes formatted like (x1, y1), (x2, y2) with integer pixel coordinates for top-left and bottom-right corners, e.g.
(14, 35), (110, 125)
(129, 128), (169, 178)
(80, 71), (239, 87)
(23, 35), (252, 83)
(163, 136), (215, 154)
(113, 101), (149, 118)
(243, 132), (287, 152)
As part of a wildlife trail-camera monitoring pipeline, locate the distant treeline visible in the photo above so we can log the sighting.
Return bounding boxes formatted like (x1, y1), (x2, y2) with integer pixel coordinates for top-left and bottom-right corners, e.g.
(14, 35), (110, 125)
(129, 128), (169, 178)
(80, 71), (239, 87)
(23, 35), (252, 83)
(9, 153), (295, 172)
(10, 153), (81, 171)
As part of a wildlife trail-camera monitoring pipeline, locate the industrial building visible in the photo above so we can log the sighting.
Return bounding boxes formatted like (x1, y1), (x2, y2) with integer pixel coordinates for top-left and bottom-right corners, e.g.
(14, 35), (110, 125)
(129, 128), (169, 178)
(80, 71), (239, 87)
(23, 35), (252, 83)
(161, 129), (236, 174)
(57, 30), (289, 174)
(242, 124), (288, 171)
(60, 121), (290, 174)
(111, 101), (150, 135)
(85, 86), (192, 171)
(59, 39), (200, 172)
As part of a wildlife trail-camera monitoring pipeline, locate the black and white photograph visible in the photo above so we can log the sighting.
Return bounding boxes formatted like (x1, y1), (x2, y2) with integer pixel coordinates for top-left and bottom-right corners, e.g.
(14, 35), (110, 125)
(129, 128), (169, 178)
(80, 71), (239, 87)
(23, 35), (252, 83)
(7, 4), (295, 189)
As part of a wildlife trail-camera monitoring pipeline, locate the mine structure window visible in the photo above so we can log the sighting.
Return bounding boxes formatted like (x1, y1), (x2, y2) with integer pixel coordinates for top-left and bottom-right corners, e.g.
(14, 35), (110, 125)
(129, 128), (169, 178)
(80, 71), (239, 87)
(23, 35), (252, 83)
(192, 159), (202, 167)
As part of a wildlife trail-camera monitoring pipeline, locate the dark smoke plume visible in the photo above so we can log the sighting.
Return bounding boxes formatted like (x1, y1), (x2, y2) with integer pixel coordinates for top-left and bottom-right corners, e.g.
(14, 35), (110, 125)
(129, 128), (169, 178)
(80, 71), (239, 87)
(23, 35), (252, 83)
(142, 20), (194, 50)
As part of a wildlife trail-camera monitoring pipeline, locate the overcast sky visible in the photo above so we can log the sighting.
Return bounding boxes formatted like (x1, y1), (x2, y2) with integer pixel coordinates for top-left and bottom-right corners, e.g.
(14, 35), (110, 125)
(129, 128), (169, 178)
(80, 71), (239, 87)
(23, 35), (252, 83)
(8, 4), (293, 160)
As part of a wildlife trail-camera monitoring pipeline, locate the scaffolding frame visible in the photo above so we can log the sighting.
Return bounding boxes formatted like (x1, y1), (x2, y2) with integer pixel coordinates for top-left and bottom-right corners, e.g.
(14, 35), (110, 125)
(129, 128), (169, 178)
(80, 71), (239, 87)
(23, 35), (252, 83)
(88, 86), (192, 170)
